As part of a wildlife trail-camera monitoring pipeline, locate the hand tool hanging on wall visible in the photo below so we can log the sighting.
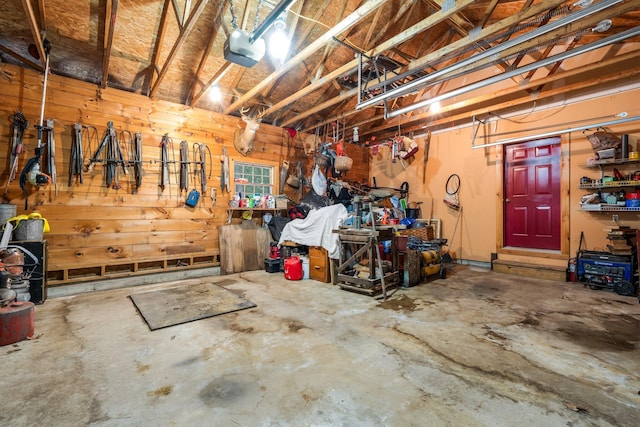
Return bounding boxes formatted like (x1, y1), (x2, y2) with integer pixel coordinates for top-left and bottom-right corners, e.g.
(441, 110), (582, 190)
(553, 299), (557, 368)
(194, 143), (212, 195)
(158, 134), (176, 192)
(179, 140), (190, 194)
(220, 146), (230, 194)
(86, 122), (127, 189)
(44, 119), (57, 196)
(444, 173), (461, 210)
(106, 127), (128, 190)
(19, 36), (52, 209)
(130, 132), (143, 194)
(69, 123), (84, 186)
(4, 111), (29, 195)
(423, 130), (431, 184)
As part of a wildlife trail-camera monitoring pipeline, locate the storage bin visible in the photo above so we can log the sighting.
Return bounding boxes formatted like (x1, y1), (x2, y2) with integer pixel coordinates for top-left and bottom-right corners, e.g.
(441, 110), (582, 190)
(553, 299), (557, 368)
(264, 258), (281, 273)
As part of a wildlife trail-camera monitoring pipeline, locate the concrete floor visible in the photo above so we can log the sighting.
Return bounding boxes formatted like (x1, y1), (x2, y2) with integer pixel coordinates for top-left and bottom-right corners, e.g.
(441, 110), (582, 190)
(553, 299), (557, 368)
(1, 265), (639, 427)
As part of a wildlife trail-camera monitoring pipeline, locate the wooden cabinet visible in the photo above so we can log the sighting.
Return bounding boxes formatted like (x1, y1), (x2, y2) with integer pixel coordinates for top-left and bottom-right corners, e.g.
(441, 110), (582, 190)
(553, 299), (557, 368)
(309, 246), (330, 283)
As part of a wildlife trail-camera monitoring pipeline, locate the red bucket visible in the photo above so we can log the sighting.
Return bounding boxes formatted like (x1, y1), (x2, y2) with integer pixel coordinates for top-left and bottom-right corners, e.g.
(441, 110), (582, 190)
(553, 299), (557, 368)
(284, 256), (303, 281)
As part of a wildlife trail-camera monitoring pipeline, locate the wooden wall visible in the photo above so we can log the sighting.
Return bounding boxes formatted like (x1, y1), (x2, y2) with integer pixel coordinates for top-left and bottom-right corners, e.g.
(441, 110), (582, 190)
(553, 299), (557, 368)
(0, 64), (369, 286)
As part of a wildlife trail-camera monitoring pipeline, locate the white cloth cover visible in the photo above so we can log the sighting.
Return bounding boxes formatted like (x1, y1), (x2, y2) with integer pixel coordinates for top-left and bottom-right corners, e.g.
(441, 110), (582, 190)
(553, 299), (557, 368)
(278, 204), (348, 259)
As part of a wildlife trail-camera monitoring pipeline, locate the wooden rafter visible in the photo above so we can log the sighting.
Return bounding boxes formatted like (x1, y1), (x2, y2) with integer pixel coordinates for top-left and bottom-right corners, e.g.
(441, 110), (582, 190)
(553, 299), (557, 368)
(224, 0), (389, 115)
(37, 0), (47, 32)
(102, 0), (119, 89)
(362, 48), (640, 139)
(0, 45), (42, 72)
(20, 0), (45, 68)
(147, 0), (172, 96)
(276, 0), (476, 126)
(150, 0), (209, 98)
(186, 1), (229, 105)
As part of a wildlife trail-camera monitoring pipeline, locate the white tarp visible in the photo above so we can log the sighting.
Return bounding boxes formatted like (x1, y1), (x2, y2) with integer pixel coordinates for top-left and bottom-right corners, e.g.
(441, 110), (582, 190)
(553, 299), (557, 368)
(278, 204), (348, 259)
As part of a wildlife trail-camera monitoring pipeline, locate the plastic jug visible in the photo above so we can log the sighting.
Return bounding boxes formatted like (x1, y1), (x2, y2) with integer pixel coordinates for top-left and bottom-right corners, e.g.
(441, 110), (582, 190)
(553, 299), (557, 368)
(284, 256), (303, 281)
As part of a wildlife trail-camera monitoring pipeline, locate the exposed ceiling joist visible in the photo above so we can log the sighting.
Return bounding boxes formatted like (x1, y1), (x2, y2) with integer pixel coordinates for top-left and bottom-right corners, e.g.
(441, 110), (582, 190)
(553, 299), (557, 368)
(102, 0), (119, 88)
(20, 0), (45, 68)
(275, 0), (477, 125)
(224, 0), (389, 114)
(150, 0), (209, 98)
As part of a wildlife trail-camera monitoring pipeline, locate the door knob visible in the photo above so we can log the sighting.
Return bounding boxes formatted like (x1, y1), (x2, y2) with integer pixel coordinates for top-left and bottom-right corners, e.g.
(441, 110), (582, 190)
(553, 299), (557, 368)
(505, 198), (510, 203)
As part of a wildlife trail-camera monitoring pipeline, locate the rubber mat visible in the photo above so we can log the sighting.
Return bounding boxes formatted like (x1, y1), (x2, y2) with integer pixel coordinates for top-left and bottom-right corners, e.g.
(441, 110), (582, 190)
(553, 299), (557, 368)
(129, 279), (256, 330)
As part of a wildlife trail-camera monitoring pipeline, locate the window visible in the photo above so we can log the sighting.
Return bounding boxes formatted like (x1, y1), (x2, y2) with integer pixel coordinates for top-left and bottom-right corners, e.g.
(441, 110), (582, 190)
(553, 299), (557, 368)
(233, 161), (275, 197)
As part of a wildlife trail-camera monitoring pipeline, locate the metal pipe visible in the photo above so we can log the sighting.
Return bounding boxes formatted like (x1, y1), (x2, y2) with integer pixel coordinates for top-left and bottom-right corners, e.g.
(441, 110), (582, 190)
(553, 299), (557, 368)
(387, 25), (640, 119)
(249, 0), (297, 43)
(471, 115), (640, 149)
(357, 0), (622, 111)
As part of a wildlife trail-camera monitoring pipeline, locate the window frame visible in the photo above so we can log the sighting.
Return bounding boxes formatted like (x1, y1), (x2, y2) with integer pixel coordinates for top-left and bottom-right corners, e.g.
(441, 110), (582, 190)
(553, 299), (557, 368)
(230, 158), (280, 197)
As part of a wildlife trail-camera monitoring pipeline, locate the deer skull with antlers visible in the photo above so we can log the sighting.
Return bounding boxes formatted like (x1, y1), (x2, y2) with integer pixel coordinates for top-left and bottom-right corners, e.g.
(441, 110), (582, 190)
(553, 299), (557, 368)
(233, 107), (267, 156)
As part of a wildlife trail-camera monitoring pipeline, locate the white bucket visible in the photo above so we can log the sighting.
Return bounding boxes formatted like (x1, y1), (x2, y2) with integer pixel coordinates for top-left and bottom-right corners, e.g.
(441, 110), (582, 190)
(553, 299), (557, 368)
(300, 255), (309, 279)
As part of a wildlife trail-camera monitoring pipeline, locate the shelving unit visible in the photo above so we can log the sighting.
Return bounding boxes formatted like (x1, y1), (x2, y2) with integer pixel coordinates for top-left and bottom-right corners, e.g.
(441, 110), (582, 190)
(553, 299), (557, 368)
(226, 207), (288, 223)
(580, 157), (640, 212)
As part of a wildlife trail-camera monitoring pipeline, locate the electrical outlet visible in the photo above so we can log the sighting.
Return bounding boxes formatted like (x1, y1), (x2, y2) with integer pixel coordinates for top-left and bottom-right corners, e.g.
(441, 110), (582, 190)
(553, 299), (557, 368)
(612, 214), (619, 223)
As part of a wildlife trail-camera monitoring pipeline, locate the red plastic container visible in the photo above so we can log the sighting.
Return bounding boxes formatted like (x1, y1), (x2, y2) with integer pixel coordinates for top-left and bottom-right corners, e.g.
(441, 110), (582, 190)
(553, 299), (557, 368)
(0, 301), (35, 346)
(284, 256), (303, 280)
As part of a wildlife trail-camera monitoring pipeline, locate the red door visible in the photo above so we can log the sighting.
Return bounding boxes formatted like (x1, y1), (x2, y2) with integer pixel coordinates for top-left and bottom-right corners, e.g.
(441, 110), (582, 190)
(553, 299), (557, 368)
(504, 138), (561, 250)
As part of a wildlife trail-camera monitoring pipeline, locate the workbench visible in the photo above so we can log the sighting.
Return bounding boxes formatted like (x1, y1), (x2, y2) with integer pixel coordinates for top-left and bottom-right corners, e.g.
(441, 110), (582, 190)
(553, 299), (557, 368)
(334, 226), (399, 298)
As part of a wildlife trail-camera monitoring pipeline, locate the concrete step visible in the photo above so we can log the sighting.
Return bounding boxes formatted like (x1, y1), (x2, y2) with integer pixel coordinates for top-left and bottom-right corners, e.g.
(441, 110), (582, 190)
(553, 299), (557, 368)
(492, 259), (567, 282)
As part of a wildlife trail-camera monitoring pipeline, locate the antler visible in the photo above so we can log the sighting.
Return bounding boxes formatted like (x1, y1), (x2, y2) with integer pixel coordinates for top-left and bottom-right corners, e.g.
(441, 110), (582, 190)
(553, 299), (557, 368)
(239, 106), (250, 117)
(256, 106), (268, 120)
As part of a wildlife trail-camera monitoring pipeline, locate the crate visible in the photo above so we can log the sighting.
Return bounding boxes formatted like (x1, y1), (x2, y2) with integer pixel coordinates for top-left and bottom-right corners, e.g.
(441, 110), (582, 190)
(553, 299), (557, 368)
(397, 226), (434, 241)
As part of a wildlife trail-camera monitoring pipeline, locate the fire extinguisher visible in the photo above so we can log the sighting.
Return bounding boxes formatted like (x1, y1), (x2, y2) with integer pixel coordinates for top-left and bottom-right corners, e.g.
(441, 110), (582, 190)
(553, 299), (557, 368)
(567, 257), (577, 282)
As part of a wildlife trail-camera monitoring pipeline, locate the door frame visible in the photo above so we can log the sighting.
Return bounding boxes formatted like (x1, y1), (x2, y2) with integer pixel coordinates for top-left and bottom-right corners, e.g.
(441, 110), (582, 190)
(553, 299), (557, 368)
(496, 136), (570, 259)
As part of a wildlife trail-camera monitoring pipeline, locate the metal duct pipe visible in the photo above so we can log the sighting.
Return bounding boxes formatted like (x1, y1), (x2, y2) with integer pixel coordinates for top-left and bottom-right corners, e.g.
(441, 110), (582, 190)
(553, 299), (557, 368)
(357, 0), (622, 111)
(471, 115), (640, 149)
(387, 25), (640, 119)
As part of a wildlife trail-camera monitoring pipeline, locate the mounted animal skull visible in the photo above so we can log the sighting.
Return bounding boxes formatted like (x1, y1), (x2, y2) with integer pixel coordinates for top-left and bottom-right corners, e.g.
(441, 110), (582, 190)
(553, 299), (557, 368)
(233, 106), (267, 156)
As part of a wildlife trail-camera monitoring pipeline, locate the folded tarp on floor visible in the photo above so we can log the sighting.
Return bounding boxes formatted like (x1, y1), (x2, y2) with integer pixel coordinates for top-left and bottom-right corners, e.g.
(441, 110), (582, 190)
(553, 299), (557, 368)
(278, 204), (348, 259)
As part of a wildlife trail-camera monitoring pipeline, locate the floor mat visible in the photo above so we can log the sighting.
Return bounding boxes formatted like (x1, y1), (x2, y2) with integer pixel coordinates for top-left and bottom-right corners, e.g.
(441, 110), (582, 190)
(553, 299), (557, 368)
(129, 279), (256, 330)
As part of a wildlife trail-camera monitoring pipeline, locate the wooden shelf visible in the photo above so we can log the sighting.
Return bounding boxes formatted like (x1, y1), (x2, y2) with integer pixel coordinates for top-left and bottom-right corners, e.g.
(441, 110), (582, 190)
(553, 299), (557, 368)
(47, 252), (220, 286)
(583, 158), (640, 168)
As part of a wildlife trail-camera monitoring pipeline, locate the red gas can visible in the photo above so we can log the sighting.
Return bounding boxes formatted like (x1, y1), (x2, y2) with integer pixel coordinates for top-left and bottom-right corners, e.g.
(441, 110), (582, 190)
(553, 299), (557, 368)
(0, 301), (35, 346)
(284, 256), (303, 280)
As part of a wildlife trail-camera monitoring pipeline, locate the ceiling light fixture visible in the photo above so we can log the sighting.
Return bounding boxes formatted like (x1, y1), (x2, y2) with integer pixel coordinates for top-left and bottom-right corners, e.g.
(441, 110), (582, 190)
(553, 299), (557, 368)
(268, 14), (290, 64)
(223, 0), (296, 68)
(208, 85), (222, 102)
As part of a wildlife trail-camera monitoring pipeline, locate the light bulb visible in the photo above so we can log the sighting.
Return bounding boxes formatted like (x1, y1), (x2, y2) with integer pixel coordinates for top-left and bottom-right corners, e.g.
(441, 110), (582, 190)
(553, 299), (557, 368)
(209, 85), (221, 102)
(268, 29), (290, 63)
(430, 101), (441, 113)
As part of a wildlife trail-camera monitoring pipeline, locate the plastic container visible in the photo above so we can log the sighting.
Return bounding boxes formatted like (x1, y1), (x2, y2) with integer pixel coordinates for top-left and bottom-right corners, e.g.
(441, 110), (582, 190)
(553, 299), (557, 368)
(625, 199), (640, 207)
(264, 258), (281, 273)
(299, 255), (309, 279)
(284, 256), (303, 280)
